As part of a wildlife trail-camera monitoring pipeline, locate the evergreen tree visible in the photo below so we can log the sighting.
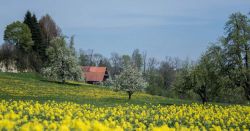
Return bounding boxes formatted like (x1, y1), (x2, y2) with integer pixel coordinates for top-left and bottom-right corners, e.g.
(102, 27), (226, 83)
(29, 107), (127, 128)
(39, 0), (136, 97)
(23, 11), (46, 72)
(23, 11), (32, 28)
(31, 14), (44, 57)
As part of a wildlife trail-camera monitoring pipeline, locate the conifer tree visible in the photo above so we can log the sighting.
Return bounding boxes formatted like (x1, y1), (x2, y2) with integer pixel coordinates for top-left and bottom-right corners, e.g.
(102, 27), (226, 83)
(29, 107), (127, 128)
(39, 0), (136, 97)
(23, 11), (45, 71)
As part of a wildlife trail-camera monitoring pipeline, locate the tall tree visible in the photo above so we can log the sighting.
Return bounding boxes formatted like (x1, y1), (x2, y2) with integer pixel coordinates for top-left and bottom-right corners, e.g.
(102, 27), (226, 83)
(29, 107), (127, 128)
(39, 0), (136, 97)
(39, 14), (61, 51)
(23, 11), (44, 71)
(23, 11), (32, 29)
(24, 11), (43, 54)
(224, 12), (250, 100)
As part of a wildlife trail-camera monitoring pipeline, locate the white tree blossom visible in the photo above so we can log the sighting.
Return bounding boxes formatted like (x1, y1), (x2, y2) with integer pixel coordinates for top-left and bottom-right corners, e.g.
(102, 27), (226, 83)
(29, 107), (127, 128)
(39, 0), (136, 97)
(114, 65), (147, 100)
(42, 37), (82, 83)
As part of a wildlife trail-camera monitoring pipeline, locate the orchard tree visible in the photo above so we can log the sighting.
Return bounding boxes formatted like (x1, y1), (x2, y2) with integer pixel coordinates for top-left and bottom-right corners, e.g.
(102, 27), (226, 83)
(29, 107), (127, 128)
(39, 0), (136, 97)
(173, 60), (194, 99)
(114, 65), (147, 100)
(173, 44), (225, 104)
(42, 37), (81, 83)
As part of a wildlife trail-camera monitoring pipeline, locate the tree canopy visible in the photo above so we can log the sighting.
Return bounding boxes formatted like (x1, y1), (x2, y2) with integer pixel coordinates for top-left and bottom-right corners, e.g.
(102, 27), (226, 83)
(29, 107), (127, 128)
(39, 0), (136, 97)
(4, 21), (33, 52)
(114, 65), (147, 100)
(42, 37), (81, 83)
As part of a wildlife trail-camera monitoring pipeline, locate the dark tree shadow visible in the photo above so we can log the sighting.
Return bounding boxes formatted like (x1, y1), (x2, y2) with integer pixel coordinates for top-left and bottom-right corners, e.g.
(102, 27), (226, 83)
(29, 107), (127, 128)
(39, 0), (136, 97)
(40, 80), (82, 86)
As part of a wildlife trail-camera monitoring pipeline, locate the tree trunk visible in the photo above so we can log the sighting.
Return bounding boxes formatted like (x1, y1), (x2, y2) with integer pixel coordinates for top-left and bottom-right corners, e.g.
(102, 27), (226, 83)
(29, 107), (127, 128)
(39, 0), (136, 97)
(202, 97), (208, 104)
(244, 44), (250, 101)
(62, 79), (66, 84)
(61, 59), (65, 84)
(127, 91), (133, 100)
(197, 86), (208, 104)
(243, 81), (250, 101)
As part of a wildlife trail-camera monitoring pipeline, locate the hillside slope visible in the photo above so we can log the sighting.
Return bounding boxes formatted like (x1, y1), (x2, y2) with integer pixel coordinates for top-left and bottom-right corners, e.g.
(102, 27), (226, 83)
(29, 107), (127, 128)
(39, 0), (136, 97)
(0, 72), (192, 106)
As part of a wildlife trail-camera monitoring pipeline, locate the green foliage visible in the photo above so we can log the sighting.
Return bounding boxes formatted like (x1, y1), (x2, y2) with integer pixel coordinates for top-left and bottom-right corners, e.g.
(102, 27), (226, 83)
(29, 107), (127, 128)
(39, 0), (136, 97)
(24, 11), (44, 59)
(223, 12), (250, 100)
(42, 37), (82, 83)
(191, 53), (221, 103)
(173, 61), (194, 99)
(4, 21), (33, 52)
(23, 11), (44, 72)
(173, 12), (250, 104)
(3, 21), (35, 72)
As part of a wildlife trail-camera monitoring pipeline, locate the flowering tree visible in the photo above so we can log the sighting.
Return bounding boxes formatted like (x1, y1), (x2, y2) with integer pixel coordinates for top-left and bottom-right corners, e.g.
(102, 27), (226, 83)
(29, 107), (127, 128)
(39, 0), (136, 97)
(42, 37), (82, 83)
(114, 65), (147, 100)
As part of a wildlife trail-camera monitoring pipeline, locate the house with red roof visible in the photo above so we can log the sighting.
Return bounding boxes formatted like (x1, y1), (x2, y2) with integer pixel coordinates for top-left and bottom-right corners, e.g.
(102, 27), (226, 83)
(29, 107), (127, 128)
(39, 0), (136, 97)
(81, 66), (109, 84)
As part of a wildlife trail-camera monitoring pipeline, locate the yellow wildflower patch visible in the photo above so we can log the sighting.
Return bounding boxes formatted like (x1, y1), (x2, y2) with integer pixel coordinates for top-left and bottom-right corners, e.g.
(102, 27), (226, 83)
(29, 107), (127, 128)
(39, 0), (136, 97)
(0, 100), (249, 130)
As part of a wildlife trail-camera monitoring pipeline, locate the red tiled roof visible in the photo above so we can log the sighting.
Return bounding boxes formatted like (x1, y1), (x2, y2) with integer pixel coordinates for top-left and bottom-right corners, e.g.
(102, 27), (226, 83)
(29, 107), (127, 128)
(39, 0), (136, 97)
(81, 66), (107, 82)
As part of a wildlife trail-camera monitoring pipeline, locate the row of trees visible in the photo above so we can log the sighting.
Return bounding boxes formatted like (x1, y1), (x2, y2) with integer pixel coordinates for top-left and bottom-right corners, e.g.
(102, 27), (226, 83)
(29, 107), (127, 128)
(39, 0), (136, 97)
(0, 11), (148, 100)
(78, 49), (180, 94)
(0, 11), (80, 83)
(1, 11), (62, 72)
(77, 12), (250, 103)
(1, 11), (249, 103)
(174, 12), (250, 103)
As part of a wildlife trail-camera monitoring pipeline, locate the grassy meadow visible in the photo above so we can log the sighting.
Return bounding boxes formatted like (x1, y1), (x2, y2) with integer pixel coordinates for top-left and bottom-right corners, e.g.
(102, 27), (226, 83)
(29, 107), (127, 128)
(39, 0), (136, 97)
(0, 72), (192, 106)
(0, 72), (249, 130)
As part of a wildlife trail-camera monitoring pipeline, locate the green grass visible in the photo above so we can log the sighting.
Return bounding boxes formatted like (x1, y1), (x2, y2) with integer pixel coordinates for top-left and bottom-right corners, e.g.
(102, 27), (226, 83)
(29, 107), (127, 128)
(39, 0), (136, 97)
(0, 72), (194, 106)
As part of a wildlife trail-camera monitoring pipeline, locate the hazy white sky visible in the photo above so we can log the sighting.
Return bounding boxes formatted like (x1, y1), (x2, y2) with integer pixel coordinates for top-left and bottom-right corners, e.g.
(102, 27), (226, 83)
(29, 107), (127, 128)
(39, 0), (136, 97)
(0, 0), (249, 60)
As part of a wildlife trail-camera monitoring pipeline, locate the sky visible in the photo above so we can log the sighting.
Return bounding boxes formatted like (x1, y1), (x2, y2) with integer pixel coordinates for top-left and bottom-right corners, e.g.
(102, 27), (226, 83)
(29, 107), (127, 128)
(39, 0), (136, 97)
(0, 0), (249, 60)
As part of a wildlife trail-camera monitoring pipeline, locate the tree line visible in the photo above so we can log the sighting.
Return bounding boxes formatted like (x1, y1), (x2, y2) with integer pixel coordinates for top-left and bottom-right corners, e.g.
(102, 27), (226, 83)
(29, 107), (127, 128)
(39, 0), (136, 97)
(78, 12), (250, 103)
(174, 12), (250, 104)
(0, 11), (249, 103)
(0, 11), (80, 83)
